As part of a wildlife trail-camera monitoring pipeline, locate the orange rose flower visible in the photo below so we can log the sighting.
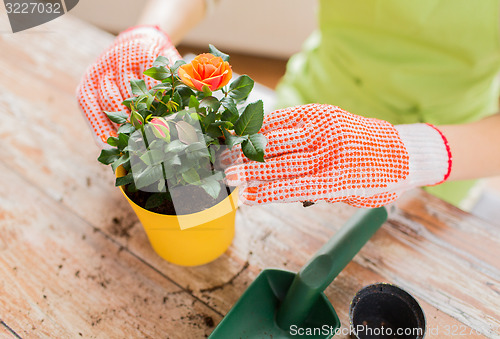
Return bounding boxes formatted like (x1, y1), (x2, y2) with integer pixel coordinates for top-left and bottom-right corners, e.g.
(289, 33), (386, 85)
(179, 53), (232, 92)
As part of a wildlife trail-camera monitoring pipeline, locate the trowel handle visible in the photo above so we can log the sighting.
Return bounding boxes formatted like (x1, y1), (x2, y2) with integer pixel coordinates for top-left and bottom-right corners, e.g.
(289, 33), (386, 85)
(276, 207), (387, 329)
(300, 207), (387, 290)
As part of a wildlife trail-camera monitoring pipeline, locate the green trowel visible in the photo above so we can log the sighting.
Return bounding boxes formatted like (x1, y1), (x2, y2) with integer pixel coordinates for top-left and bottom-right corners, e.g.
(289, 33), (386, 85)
(209, 207), (388, 339)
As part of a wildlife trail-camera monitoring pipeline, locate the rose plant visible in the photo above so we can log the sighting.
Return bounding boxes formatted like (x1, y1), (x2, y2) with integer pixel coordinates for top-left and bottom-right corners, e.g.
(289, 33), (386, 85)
(97, 46), (266, 213)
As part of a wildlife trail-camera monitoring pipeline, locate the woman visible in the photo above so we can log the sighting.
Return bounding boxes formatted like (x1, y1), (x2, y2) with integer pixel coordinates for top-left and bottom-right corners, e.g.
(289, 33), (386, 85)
(77, 0), (500, 208)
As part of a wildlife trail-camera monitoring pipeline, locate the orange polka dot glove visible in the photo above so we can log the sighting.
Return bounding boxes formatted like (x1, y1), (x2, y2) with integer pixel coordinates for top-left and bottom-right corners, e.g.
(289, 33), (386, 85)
(76, 25), (181, 148)
(225, 104), (452, 208)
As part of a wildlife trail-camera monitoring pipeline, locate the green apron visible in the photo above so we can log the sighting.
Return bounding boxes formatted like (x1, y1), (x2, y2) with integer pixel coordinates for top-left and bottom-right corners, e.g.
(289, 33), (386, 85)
(276, 0), (500, 207)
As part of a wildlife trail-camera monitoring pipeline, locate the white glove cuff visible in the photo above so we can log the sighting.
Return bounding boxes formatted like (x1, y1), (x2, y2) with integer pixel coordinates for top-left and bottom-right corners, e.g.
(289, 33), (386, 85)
(395, 123), (452, 188)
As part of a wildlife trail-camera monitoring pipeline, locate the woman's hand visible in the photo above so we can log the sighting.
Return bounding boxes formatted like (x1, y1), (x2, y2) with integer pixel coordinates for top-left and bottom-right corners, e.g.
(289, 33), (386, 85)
(76, 26), (181, 148)
(225, 104), (451, 207)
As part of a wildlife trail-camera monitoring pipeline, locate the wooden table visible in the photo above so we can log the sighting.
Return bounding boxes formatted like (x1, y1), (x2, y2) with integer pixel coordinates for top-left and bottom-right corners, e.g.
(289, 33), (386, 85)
(0, 15), (499, 339)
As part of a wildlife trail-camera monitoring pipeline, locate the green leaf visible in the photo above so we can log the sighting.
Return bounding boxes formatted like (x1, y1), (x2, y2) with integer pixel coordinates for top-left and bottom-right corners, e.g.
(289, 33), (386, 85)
(145, 193), (170, 209)
(212, 121), (233, 129)
(208, 121), (233, 139)
(176, 121), (199, 144)
(234, 100), (264, 136)
(173, 86), (194, 107)
(170, 60), (187, 74)
(223, 129), (246, 149)
(130, 79), (148, 96)
(157, 180), (166, 192)
(154, 100), (170, 116)
(146, 94), (155, 110)
(111, 153), (130, 172)
(229, 75), (254, 101)
(203, 112), (222, 138)
(106, 136), (119, 147)
(209, 44), (230, 62)
(172, 91), (183, 108)
(188, 95), (200, 109)
(153, 56), (170, 67)
(136, 93), (155, 110)
(202, 111), (216, 127)
(118, 123), (135, 134)
(198, 172), (224, 198)
(181, 168), (201, 184)
(122, 98), (134, 110)
(190, 112), (202, 122)
(98, 149), (121, 165)
(185, 142), (208, 153)
(106, 111), (129, 124)
(122, 156), (132, 172)
(115, 172), (134, 187)
(117, 133), (129, 149)
(126, 180), (138, 193)
(222, 109), (239, 124)
(202, 85), (212, 97)
(144, 66), (171, 81)
(176, 160), (195, 175)
(200, 178), (221, 199)
(134, 165), (165, 189)
(152, 82), (172, 92)
(152, 89), (162, 100)
(162, 76), (173, 85)
(185, 142), (209, 161)
(136, 102), (148, 114)
(165, 139), (188, 153)
(136, 94), (147, 103)
(110, 133), (130, 151)
(140, 149), (167, 166)
(199, 96), (221, 113)
(206, 124), (224, 138)
(221, 97), (238, 120)
(241, 133), (267, 162)
(164, 153), (181, 167)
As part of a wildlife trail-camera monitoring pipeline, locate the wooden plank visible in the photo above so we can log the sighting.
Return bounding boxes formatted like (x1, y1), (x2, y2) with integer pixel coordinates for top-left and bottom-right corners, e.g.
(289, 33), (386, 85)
(0, 163), (221, 338)
(0, 322), (21, 339)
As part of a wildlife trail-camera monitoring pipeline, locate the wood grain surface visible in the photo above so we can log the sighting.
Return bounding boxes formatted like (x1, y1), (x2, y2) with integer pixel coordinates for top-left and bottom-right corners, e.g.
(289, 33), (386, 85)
(0, 15), (499, 339)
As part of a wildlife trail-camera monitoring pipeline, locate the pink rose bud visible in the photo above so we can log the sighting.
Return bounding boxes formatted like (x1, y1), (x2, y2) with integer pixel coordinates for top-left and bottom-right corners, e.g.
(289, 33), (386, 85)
(150, 117), (171, 141)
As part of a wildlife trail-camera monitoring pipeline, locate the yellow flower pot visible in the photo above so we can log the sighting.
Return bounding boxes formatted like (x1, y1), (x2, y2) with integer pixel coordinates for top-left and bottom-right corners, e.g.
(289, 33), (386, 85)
(116, 166), (238, 266)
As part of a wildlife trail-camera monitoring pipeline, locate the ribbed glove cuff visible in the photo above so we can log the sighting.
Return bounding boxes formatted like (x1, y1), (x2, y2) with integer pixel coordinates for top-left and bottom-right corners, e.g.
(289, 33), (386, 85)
(395, 123), (452, 188)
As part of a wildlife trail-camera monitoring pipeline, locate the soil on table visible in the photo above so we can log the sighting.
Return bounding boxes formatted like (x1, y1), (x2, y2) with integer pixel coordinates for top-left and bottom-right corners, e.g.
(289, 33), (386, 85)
(125, 182), (234, 215)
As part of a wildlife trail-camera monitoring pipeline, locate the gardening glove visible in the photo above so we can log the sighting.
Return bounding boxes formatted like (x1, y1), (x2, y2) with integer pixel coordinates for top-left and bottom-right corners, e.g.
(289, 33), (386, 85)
(76, 25), (181, 148)
(225, 104), (452, 207)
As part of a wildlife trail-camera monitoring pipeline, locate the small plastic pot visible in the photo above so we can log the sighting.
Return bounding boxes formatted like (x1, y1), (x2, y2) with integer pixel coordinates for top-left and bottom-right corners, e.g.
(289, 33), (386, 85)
(116, 166), (238, 266)
(349, 283), (426, 339)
